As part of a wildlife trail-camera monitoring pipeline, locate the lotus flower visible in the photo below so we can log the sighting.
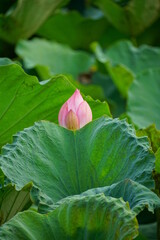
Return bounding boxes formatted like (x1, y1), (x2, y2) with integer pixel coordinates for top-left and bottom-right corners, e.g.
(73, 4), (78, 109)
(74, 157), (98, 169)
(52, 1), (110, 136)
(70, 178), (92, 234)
(58, 89), (92, 130)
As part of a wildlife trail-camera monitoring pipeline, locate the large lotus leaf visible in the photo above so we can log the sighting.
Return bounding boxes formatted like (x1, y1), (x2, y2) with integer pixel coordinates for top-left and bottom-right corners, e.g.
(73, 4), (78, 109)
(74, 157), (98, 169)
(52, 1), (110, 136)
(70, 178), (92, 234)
(38, 179), (160, 216)
(81, 179), (160, 215)
(0, 117), (155, 205)
(127, 68), (160, 129)
(94, 0), (160, 36)
(37, 11), (108, 50)
(0, 183), (32, 225)
(0, 61), (110, 149)
(136, 124), (160, 153)
(0, 194), (138, 240)
(92, 41), (160, 97)
(16, 38), (95, 78)
(0, 0), (69, 43)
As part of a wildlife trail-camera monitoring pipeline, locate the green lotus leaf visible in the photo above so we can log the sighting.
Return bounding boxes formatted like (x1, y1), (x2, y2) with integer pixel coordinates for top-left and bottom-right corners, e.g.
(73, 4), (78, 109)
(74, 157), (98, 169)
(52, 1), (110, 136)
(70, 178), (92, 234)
(0, 117), (154, 205)
(127, 68), (160, 129)
(0, 183), (32, 225)
(81, 179), (160, 215)
(0, 61), (110, 149)
(94, 0), (160, 36)
(0, 194), (138, 240)
(38, 179), (160, 215)
(16, 38), (95, 79)
(0, 0), (69, 43)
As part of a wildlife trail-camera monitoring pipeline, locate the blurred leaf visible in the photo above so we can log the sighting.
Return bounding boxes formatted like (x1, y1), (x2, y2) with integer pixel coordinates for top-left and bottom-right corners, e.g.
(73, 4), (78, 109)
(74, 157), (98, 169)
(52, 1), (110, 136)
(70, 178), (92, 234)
(37, 11), (108, 50)
(136, 222), (157, 240)
(112, 0), (131, 7)
(92, 42), (133, 98)
(93, 41), (160, 97)
(92, 72), (126, 116)
(0, 170), (4, 186)
(99, 25), (128, 49)
(155, 148), (160, 174)
(94, 0), (160, 36)
(136, 125), (160, 153)
(104, 41), (160, 74)
(0, 194), (138, 240)
(0, 61), (110, 148)
(0, 0), (16, 14)
(0, 39), (15, 58)
(98, 17), (160, 49)
(92, 72), (116, 99)
(135, 233), (147, 240)
(67, 75), (105, 101)
(0, 117), (155, 206)
(67, 0), (85, 13)
(84, 6), (104, 19)
(34, 70), (105, 101)
(127, 68), (160, 129)
(106, 62), (134, 98)
(0, 0), (69, 43)
(0, 58), (13, 66)
(137, 18), (160, 47)
(16, 38), (95, 78)
(0, 183), (32, 225)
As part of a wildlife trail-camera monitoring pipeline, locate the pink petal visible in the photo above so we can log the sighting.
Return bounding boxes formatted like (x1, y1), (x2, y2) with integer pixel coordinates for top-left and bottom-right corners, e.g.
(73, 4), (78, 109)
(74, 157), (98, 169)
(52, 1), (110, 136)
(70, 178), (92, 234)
(76, 101), (92, 128)
(67, 89), (83, 113)
(58, 102), (68, 127)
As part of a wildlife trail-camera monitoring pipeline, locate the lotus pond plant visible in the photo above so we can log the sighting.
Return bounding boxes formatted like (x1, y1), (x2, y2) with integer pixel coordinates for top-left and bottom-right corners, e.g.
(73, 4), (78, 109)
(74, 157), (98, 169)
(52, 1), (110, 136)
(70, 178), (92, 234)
(0, 0), (160, 239)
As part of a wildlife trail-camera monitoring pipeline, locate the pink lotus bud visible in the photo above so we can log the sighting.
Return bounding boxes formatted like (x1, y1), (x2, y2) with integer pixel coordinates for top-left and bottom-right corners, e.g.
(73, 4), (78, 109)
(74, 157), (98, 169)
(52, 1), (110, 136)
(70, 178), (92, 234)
(58, 89), (92, 130)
